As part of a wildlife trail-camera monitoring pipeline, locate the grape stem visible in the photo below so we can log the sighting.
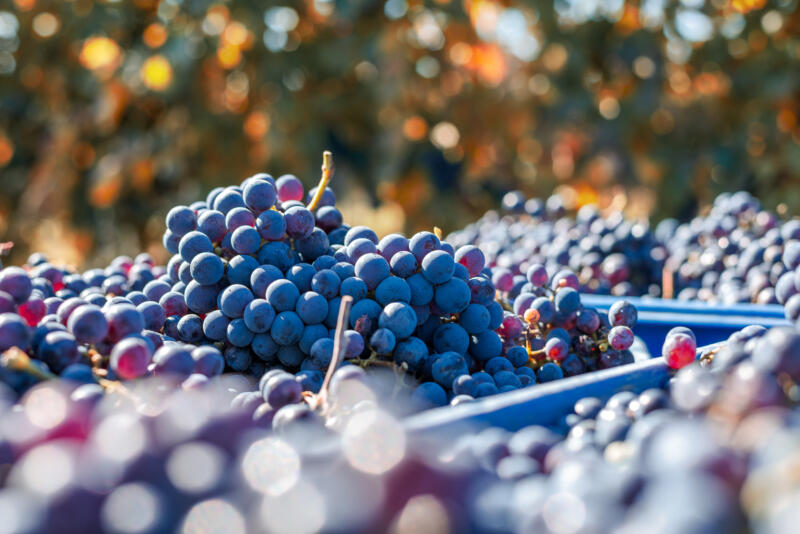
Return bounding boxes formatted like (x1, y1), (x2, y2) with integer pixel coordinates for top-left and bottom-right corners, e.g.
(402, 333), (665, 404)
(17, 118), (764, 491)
(0, 347), (57, 380)
(306, 151), (334, 212)
(307, 294), (352, 412)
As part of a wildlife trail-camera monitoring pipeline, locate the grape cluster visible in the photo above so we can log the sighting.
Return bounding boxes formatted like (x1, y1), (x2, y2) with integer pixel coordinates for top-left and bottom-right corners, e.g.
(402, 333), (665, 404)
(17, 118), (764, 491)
(438, 323), (800, 533)
(447, 192), (665, 297)
(0, 321), (797, 533)
(659, 191), (800, 304)
(0, 253), (229, 395)
(488, 266), (640, 382)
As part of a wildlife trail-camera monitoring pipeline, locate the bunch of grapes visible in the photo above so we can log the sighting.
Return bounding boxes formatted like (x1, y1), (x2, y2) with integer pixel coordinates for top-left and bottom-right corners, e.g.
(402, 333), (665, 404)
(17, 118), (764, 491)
(447, 191), (665, 297)
(436, 323), (800, 533)
(659, 191), (800, 304)
(489, 264), (640, 382)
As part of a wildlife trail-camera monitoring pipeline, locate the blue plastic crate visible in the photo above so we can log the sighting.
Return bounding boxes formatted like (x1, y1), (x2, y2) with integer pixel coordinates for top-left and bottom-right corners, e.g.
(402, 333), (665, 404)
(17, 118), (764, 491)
(580, 293), (785, 319)
(406, 344), (720, 434)
(628, 310), (788, 356)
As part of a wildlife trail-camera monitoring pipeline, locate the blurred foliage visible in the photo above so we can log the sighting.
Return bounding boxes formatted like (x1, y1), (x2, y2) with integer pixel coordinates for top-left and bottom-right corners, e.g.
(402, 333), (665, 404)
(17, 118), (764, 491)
(0, 0), (799, 267)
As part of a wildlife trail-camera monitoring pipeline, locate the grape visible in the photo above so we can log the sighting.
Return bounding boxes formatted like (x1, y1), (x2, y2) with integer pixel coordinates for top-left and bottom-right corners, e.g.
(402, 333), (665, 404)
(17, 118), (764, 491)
(0, 267), (32, 303)
(295, 228), (330, 261)
(485, 357), (513, 375)
(409, 231), (440, 261)
(346, 238), (378, 261)
(458, 303), (490, 334)
(67, 304), (108, 344)
(376, 302), (417, 340)
(608, 300), (638, 328)
(105, 303), (145, 342)
(295, 292), (328, 325)
(377, 234), (409, 261)
(190, 252), (224, 285)
(662, 332), (697, 369)
(411, 382), (448, 408)
(454, 245), (486, 277)
(433, 278), (471, 314)
(390, 251), (418, 278)
(369, 328), (396, 355)
(0, 313), (31, 351)
(276, 174), (304, 202)
(432, 323), (469, 354)
(469, 330), (503, 362)
(344, 226), (379, 246)
(225, 207), (256, 231)
(354, 254), (390, 291)
(212, 188), (246, 214)
(270, 311), (304, 345)
(340, 277), (368, 301)
(255, 210), (287, 241)
(608, 326), (634, 350)
(284, 206), (315, 239)
(159, 291), (188, 318)
(421, 250), (455, 285)
(243, 179), (277, 212)
(110, 337), (153, 379)
(178, 231), (214, 262)
(431, 352), (468, 388)
(310, 269), (340, 299)
(220, 284), (255, 318)
(197, 209), (227, 243)
(165, 206), (197, 237)
(231, 226), (261, 255)
(537, 362), (564, 382)
(37, 331), (79, 372)
(243, 299), (275, 333)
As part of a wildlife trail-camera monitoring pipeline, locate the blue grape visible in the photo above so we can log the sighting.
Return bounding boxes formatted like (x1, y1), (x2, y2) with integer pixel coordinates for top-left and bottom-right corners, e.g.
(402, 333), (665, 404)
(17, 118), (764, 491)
(434, 278), (471, 314)
(165, 206), (196, 237)
(375, 276), (412, 306)
(190, 252), (224, 285)
(354, 253), (390, 291)
(255, 210), (287, 241)
(178, 231), (214, 262)
(369, 328), (396, 354)
(226, 318), (255, 347)
(432, 323), (469, 354)
(224, 346), (252, 371)
(250, 265), (284, 298)
(409, 231), (440, 262)
(243, 179), (277, 212)
(458, 303), (490, 334)
(344, 226), (379, 246)
(243, 299), (275, 333)
(432, 352), (468, 388)
(310, 269), (340, 299)
(265, 279), (300, 312)
(197, 210), (227, 243)
(340, 277), (368, 301)
(225, 207), (255, 231)
(393, 336), (427, 371)
(66, 304), (108, 344)
(231, 226), (261, 255)
(412, 382), (448, 408)
(191, 346), (225, 377)
(390, 251), (418, 278)
(220, 284), (254, 318)
(284, 206), (315, 239)
(295, 291), (328, 325)
(184, 281), (219, 314)
(270, 311), (304, 345)
(202, 310), (229, 341)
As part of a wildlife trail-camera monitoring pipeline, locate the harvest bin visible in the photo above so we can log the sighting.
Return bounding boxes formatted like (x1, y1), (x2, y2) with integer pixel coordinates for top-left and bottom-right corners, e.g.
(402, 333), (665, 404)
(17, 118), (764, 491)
(406, 344), (720, 434)
(579, 294), (789, 355)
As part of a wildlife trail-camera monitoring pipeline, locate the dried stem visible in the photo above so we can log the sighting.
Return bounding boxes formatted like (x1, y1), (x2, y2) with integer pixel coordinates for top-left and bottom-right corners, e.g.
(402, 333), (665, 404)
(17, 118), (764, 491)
(306, 151), (334, 212)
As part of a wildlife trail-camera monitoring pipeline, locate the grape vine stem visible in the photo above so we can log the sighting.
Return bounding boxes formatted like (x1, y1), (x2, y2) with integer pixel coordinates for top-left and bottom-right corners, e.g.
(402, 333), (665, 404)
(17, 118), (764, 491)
(306, 151), (334, 212)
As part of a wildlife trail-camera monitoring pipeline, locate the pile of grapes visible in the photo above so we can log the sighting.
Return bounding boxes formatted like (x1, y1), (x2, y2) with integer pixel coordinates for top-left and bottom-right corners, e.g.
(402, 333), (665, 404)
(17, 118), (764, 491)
(2, 155), (798, 533)
(450, 189), (800, 308)
(0, 157), (639, 411)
